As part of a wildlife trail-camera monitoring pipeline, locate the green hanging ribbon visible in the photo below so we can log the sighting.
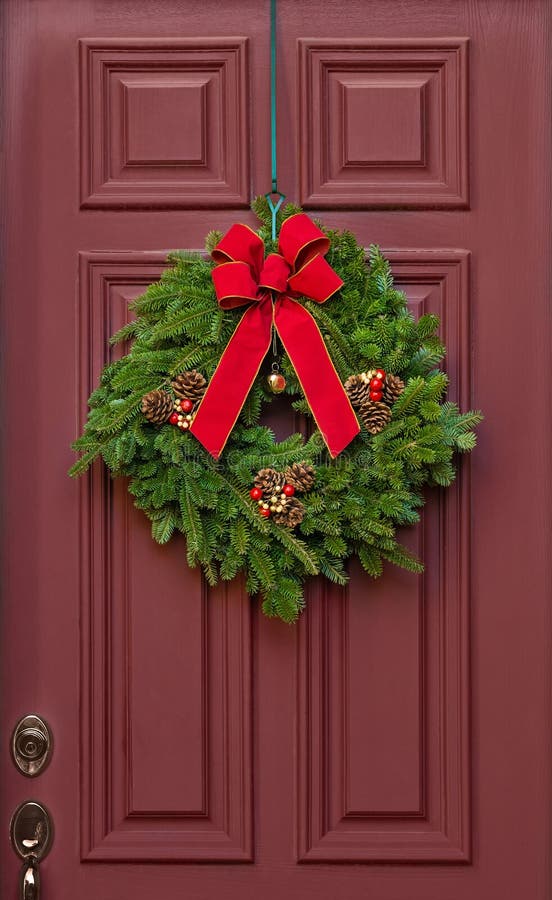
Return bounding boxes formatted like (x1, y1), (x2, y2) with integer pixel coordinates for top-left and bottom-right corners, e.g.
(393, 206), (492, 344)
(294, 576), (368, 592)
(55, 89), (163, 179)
(265, 0), (285, 240)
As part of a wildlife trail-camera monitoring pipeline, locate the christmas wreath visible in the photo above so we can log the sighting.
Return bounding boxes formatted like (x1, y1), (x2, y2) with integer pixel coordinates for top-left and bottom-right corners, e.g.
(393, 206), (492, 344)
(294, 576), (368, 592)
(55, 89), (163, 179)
(70, 198), (481, 622)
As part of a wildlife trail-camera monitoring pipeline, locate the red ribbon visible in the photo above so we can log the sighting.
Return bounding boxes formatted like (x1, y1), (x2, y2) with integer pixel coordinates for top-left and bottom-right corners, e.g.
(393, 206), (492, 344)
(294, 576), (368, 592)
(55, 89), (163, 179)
(190, 213), (360, 458)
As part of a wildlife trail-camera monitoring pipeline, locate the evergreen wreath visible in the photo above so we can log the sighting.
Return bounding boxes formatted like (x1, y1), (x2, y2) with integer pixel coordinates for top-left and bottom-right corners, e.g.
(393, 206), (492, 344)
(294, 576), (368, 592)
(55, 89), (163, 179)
(70, 198), (481, 623)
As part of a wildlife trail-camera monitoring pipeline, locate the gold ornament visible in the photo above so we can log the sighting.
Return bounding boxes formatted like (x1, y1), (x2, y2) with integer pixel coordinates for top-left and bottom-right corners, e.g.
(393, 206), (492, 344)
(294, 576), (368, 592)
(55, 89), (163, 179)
(267, 370), (286, 393)
(267, 360), (286, 394)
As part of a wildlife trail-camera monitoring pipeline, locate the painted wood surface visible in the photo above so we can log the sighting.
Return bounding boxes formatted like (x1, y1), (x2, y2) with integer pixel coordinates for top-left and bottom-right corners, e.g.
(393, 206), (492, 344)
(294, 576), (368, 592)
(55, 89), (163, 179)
(1, 1), (551, 898)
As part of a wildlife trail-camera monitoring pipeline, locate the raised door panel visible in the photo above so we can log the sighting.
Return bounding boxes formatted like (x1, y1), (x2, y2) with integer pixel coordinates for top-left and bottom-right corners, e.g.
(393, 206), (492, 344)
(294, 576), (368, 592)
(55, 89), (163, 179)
(78, 253), (252, 862)
(298, 251), (471, 862)
(299, 39), (469, 208)
(80, 39), (250, 208)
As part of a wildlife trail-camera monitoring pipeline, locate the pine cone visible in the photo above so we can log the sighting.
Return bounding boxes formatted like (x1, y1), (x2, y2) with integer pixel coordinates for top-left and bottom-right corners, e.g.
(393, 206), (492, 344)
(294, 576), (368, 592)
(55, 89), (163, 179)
(272, 497), (305, 528)
(141, 390), (174, 425)
(171, 370), (207, 402)
(254, 467), (284, 496)
(383, 373), (405, 406)
(359, 400), (392, 435)
(284, 462), (315, 493)
(344, 373), (370, 407)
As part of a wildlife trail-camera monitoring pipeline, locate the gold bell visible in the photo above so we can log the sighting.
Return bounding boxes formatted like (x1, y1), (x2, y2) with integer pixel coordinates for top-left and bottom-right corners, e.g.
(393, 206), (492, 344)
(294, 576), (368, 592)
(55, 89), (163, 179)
(267, 363), (286, 394)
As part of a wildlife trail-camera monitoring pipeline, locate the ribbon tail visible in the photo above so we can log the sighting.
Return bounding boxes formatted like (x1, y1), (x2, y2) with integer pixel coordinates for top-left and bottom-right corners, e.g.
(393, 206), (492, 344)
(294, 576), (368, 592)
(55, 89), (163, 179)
(274, 296), (360, 457)
(190, 296), (273, 458)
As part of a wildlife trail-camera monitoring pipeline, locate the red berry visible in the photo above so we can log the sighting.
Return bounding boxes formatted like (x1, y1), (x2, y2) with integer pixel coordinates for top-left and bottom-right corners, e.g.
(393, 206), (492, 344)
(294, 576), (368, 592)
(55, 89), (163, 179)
(259, 507), (271, 517)
(181, 398), (194, 413)
(250, 487), (263, 500)
(370, 390), (383, 402)
(369, 377), (383, 391)
(375, 368), (386, 381)
(283, 483), (295, 496)
(169, 412), (179, 425)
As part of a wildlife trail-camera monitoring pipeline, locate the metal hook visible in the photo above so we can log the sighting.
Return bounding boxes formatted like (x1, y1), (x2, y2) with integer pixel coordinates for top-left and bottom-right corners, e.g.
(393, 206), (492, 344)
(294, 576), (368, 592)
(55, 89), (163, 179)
(265, 191), (286, 241)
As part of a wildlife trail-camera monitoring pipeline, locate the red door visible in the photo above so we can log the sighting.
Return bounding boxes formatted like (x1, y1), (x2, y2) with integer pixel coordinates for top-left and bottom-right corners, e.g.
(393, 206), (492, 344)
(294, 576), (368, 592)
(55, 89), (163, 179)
(2, 1), (551, 898)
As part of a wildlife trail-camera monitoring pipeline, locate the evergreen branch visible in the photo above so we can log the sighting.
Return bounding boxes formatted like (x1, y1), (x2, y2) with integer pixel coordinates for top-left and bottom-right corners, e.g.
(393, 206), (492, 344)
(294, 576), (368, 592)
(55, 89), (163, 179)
(151, 508), (177, 544)
(147, 305), (214, 342)
(271, 526), (319, 575)
(110, 321), (141, 345)
(68, 447), (101, 477)
(262, 575), (305, 623)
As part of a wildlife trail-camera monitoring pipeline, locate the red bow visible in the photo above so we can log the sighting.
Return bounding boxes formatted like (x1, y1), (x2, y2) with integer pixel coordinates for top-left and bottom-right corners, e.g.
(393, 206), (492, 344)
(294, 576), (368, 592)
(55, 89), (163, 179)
(190, 213), (360, 458)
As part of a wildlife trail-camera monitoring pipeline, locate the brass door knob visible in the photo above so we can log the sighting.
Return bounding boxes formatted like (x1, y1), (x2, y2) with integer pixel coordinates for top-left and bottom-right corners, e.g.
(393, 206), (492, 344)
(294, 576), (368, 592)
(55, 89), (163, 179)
(10, 801), (53, 900)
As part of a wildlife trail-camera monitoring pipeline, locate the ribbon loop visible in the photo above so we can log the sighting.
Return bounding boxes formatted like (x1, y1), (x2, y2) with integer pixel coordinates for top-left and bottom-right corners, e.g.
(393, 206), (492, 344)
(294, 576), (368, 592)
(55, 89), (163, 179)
(191, 214), (359, 458)
(211, 261), (260, 310)
(278, 213), (330, 269)
(211, 223), (265, 277)
(288, 254), (342, 303)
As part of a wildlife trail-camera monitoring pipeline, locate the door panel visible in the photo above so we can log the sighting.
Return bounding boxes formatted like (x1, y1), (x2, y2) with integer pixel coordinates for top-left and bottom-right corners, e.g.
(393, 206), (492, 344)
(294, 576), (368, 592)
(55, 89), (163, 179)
(298, 483), (470, 863)
(298, 38), (469, 208)
(79, 37), (250, 208)
(78, 252), (252, 861)
(2, 2), (550, 899)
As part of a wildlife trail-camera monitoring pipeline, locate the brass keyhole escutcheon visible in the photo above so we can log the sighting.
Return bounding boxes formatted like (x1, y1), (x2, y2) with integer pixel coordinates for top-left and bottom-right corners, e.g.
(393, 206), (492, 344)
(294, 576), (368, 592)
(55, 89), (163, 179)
(11, 716), (52, 777)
